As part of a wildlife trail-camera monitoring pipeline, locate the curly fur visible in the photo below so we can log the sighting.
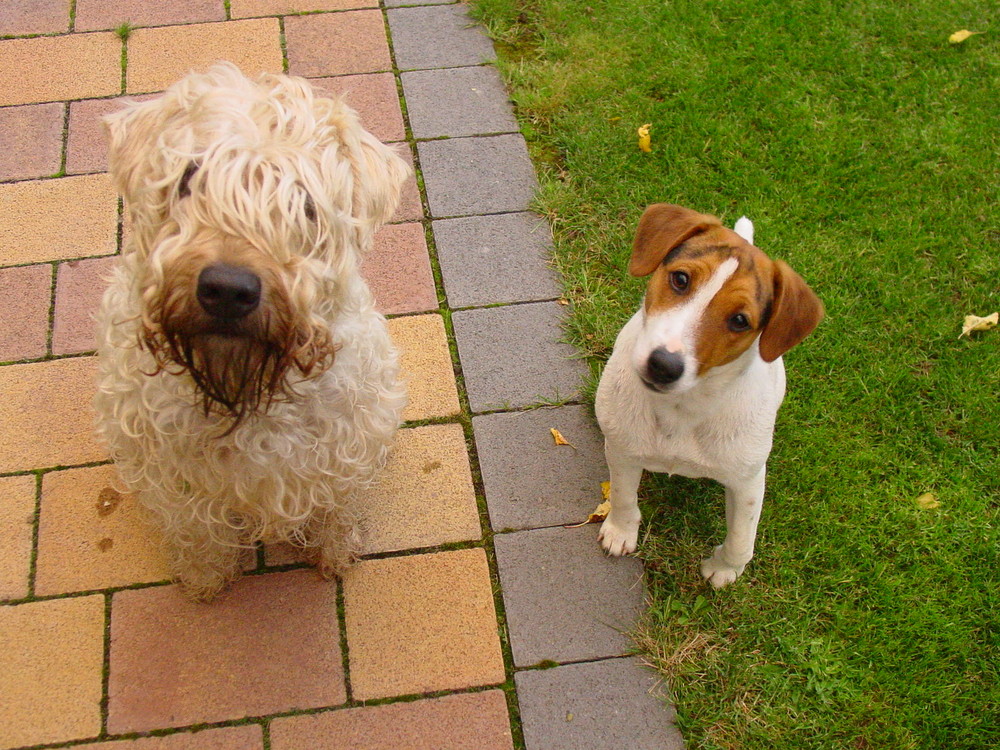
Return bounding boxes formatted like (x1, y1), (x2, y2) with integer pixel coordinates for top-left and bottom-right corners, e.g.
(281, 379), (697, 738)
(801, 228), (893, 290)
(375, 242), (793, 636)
(94, 63), (409, 600)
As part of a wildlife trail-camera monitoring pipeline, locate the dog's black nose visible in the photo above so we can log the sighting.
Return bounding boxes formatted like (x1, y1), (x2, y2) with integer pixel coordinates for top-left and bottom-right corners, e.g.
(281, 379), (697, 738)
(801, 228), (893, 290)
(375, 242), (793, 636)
(646, 347), (685, 385)
(196, 264), (261, 319)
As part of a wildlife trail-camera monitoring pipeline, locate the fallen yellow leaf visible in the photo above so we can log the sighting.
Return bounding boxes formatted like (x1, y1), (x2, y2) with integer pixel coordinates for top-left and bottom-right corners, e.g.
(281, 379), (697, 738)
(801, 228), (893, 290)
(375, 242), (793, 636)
(637, 123), (652, 153)
(949, 29), (984, 44)
(915, 492), (941, 510)
(564, 497), (612, 528)
(601, 480), (611, 500)
(550, 427), (572, 446)
(959, 311), (998, 338)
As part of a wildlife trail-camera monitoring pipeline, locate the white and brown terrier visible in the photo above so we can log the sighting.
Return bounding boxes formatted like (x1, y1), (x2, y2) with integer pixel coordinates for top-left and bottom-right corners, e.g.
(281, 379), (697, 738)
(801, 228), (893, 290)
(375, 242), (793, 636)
(595, 204), (823, 587)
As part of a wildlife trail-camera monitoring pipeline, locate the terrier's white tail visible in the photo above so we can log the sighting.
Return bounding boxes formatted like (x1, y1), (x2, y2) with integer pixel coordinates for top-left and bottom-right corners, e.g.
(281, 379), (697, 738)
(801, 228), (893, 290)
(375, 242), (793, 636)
(734, 216), (754, 244)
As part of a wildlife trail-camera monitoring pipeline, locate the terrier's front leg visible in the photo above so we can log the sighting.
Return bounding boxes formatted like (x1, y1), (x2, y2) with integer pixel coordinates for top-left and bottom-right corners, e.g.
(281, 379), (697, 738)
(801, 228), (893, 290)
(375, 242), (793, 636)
(700, 468), (766, 588)
(598, 443), (644, 556)
(306, 509), (363, 580)
(164, 521), (245, 602)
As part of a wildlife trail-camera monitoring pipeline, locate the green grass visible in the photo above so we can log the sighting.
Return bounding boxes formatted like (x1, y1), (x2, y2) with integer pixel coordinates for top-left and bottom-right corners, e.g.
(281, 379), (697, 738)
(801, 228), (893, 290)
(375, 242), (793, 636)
(471, 0), (999, 746)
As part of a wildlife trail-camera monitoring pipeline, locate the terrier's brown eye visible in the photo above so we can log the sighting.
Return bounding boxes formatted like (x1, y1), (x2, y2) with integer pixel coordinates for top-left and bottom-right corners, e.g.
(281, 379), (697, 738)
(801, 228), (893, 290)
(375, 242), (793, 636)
(303, 195), (316, 222)
(178, 163), (198, 198)
(670, 271), (690, 293)
(728, 313), (751, 332)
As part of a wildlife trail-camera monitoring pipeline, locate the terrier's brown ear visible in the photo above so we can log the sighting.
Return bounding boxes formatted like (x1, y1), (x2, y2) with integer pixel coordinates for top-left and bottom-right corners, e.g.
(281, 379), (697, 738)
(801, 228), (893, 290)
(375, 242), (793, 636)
(758, 259), (824, 362)
(629, 204), (722, 277)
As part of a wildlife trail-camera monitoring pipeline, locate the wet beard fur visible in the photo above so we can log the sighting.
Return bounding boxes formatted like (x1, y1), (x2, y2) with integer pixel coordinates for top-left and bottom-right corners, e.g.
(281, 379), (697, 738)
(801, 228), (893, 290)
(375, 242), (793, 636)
(143, 321), (335, 433)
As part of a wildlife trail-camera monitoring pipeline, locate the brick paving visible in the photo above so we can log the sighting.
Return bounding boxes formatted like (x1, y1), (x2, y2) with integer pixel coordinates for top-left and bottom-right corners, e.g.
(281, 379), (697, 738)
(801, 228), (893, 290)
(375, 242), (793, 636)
(0, 2), (683, 748)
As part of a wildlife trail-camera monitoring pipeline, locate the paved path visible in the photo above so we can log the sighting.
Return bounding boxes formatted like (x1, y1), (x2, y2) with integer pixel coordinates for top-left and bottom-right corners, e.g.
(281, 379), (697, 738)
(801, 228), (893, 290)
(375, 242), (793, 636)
(0, 2), (683, 748)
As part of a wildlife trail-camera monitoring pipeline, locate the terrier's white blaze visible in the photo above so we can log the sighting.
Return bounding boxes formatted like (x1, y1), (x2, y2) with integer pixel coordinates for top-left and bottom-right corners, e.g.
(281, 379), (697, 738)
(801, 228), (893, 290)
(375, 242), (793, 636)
(632, 257), (739, 389)
(734, 216), (754, 244)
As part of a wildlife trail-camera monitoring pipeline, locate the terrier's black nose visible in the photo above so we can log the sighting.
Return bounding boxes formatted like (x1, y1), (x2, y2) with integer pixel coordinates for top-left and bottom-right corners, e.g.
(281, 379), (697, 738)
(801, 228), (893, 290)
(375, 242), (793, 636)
(646, 347), (685, 385)
(196, 264), (261, 319)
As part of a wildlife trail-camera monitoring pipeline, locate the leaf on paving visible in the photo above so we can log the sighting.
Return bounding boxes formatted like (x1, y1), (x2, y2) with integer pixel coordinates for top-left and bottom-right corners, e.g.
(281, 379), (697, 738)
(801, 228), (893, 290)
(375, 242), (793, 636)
(550, 427), (573, 446)
(638, 123), (652, 152)
(564, 500), (612, 528)
(959, 311), (998, 338)
(949, 29), (983, 44)
(915, 492), (941, 510)
(601, 480), (611, 500)
(557, 297), (570, 305)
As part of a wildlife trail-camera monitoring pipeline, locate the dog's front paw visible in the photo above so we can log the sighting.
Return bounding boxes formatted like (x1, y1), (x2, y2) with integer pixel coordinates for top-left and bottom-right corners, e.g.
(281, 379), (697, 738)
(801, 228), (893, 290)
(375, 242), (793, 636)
(598, 516), (639, 556)
(699, 546), (747, 588)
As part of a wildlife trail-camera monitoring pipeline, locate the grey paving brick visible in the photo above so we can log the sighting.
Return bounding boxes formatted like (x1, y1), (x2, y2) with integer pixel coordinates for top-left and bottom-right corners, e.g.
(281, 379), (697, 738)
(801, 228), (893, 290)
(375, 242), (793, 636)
(387, 4), (496, 71)
(493, 525), (644, 666)
(515, 658), (683, 750)
(385, 0), (451, 6)
(402, 66), (518, 139)
(452, 301), (585, 412)
(474, 405), (606, 531)
(419, 134), (537, 218)
(434, 212), (560, 307)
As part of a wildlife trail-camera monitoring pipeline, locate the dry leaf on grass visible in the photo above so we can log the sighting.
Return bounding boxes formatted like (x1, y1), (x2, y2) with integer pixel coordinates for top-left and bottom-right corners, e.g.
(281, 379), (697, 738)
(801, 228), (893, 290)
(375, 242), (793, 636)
(959, 311), (998, 338)
(915, 492), (941, 510)
(949, 29), (984, 43)
(637, 123), (652, 152)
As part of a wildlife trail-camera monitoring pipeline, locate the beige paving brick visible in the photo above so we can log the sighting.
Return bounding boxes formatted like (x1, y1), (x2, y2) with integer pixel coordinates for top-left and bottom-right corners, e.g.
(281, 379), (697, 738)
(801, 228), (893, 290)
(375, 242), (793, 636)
(388, 314), (460, 421)
(271, 690), (514, 750)
(357, 424), (479, 554)
(108, 570), (346, 733)
(35, 465), (171, 596)
(0, 32), (121, 107)
(0, 357), (106, 474)
(0, 174), (117, 267)
(0, 475), (35, 601)
(285, 11), (391, 78)
(0, 595), (105, 749)
(365, 222), (437, 315)
(73, 725), (263, 750)
(312, 72), (405, 143)
(53, 256), (116, 355)
(0, 102), (65, 181)
(126, 19), (283, 95)
(75, 0), (226, 32)
(343, 548), (505, 699)
(0, 264), (51, 362)
(232, 0), (377, 17)
(0, 0), (71, 36)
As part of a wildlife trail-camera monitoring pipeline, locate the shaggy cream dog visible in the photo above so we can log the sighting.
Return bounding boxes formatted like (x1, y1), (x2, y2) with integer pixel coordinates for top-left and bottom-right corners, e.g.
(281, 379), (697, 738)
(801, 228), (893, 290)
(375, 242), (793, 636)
(95, 63), (409, 600)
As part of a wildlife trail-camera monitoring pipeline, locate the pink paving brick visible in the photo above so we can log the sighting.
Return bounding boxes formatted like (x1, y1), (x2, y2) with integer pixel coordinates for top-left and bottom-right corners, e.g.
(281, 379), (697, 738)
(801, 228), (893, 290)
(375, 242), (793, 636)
(67, 94), (158, 175)
(0, 264), (51, 362)
(53, 256), (116, 355)
(364, 222), (437, 315)
(108, 569), (346, 733)
(232, 0), (377, 17)
(0, 103), (65, 181)
(270, 691), (515, 750)
(312, 72), (406, 144)
(75, 0), (226, 32)
(393, 144), (423, 223)
(71, 725), (263, 750)
(0, 0), (70, 36)
(285, 11), (392, 78)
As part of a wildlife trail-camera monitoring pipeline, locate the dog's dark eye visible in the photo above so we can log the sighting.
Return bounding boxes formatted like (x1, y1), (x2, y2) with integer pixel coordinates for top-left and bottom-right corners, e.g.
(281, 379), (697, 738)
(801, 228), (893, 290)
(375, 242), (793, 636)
(178, 163), (198, 198)
(728, 313), (751, 332)
(303, 195), (316, 222)
(669, 271), (690, 293)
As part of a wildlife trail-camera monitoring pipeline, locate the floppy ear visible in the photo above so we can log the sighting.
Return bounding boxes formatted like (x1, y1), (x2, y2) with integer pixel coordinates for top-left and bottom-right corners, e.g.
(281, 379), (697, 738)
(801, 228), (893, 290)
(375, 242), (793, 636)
(629, 203), (722, 277)
(758, 259), (824, 362)
(351, 130), (410, 236)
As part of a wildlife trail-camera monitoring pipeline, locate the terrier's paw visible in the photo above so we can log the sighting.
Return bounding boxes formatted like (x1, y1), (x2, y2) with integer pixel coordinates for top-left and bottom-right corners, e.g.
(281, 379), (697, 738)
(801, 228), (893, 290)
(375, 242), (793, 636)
(598, 517), (639, 556)
(699, 546), (747, 589)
